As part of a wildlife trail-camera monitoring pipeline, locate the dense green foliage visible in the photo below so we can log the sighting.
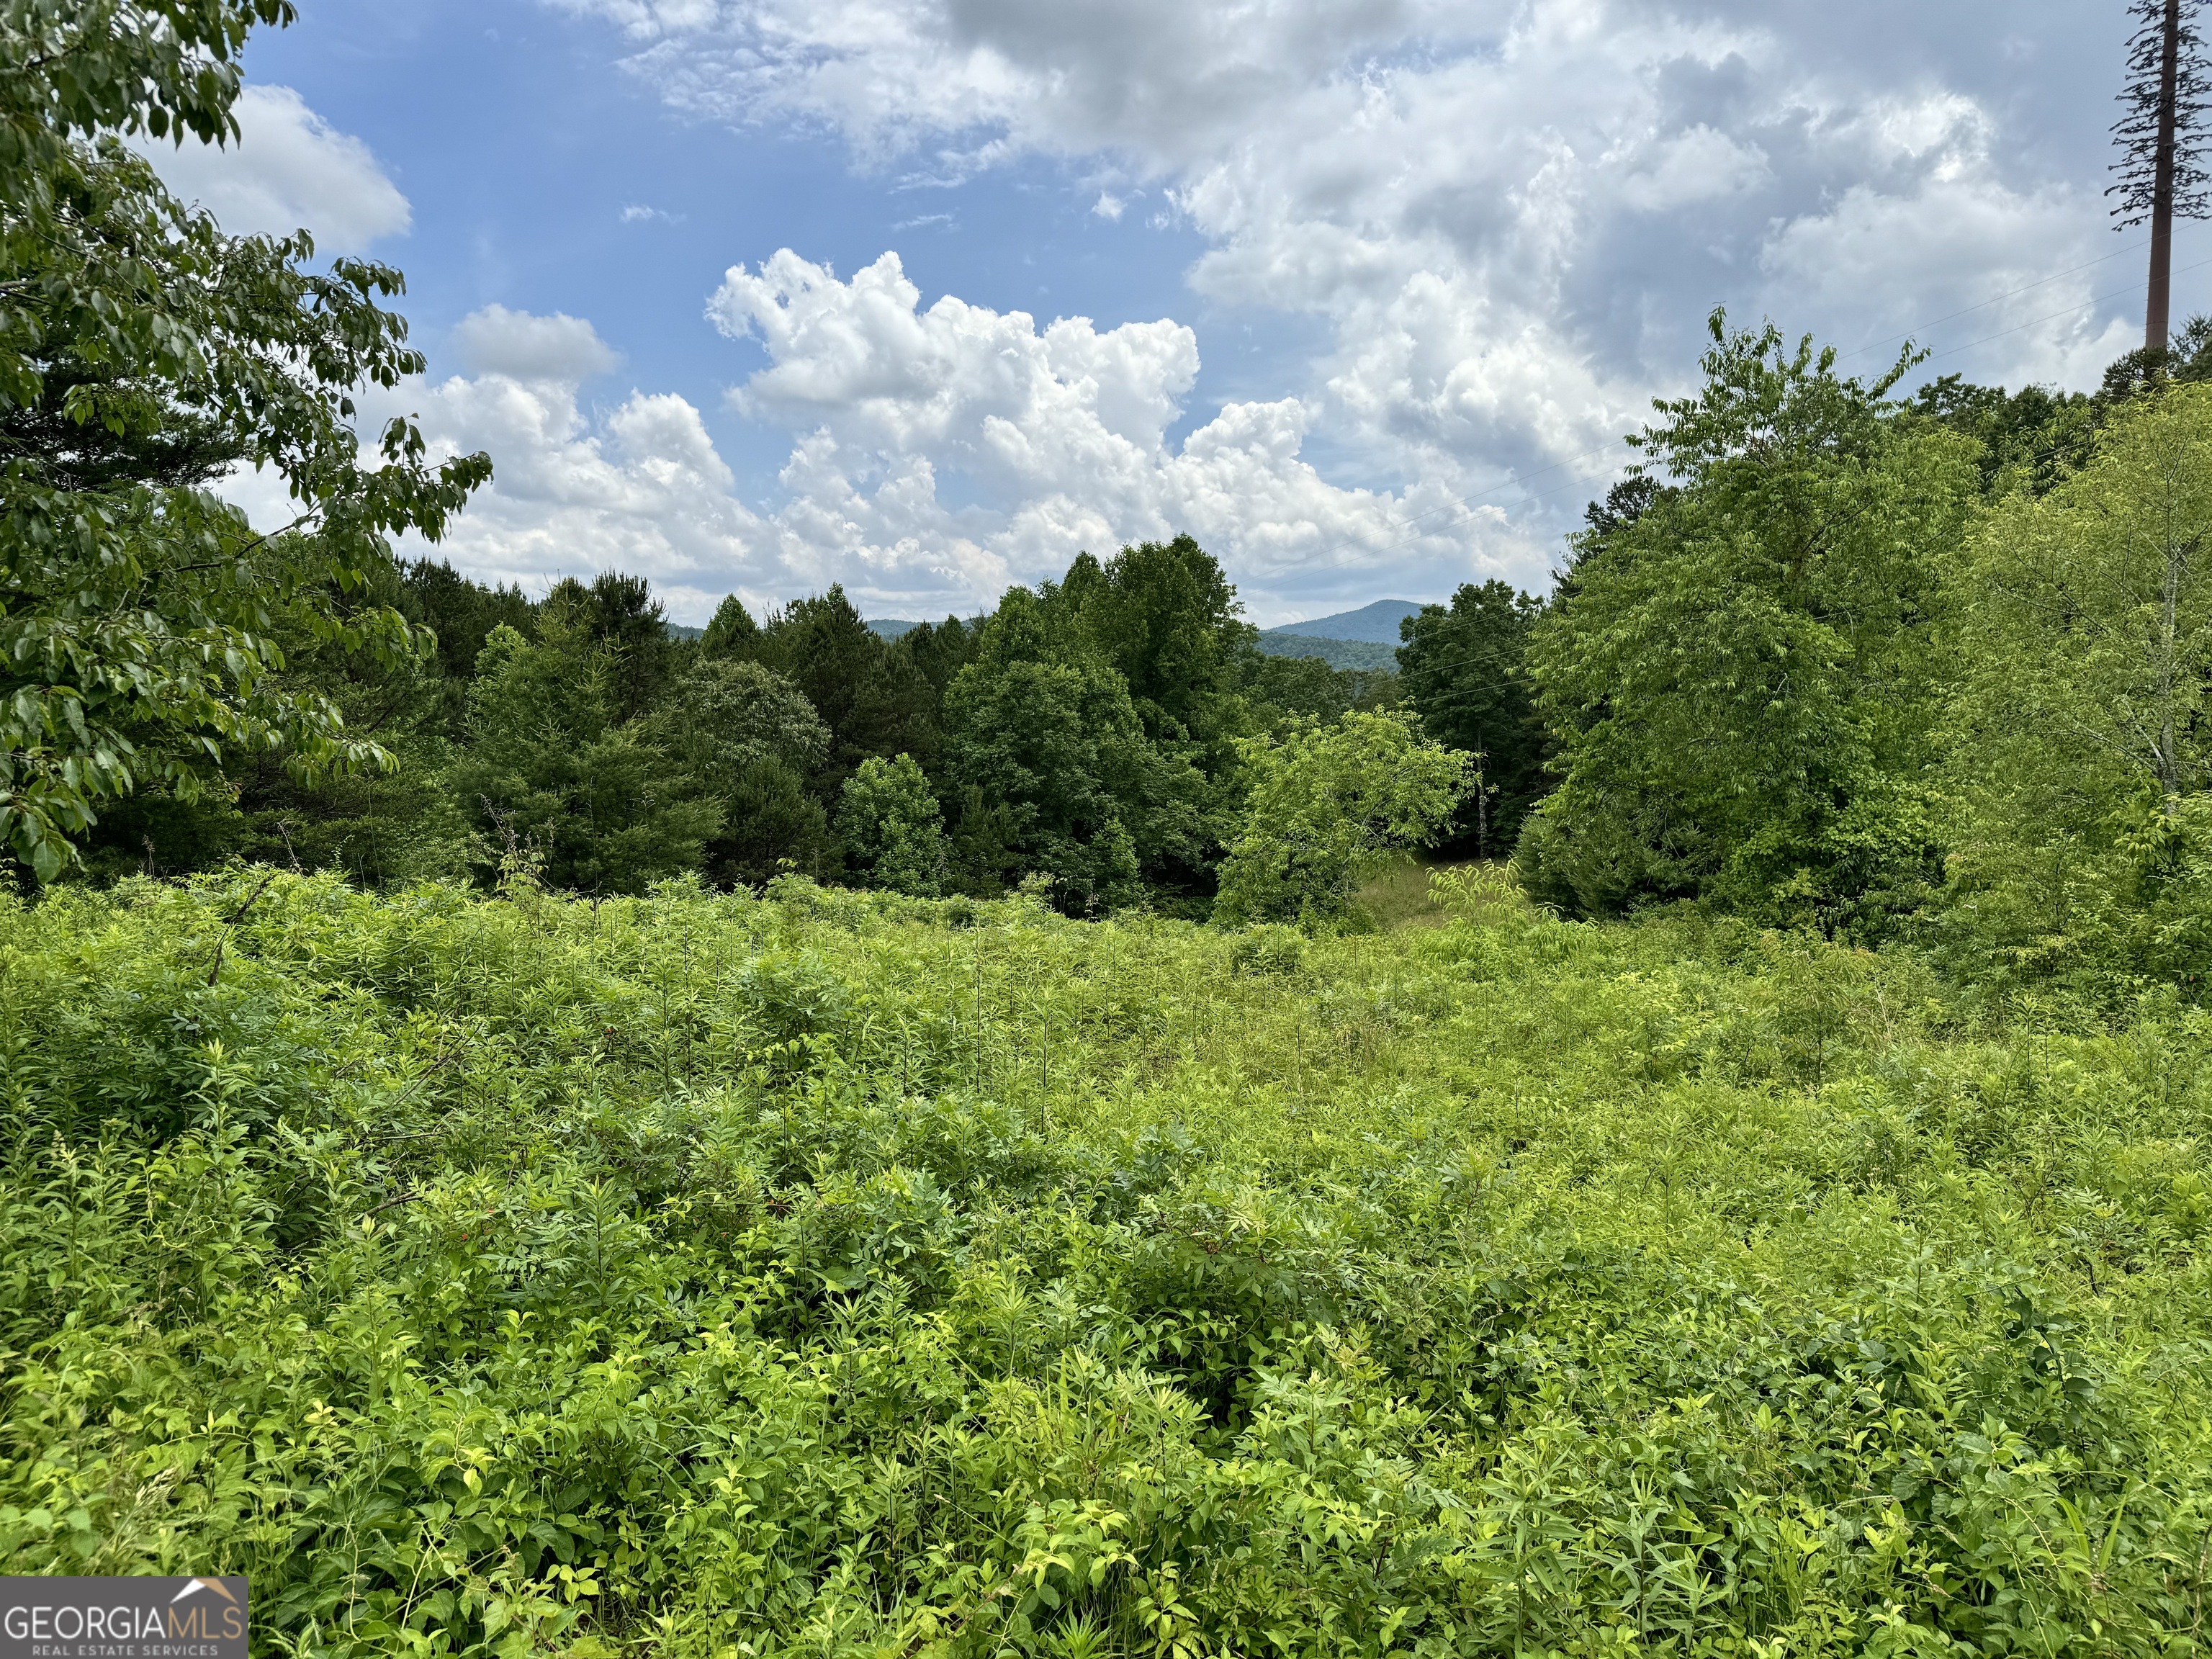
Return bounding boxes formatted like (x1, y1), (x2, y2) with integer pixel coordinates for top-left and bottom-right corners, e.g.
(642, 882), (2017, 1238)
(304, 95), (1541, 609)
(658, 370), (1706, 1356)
(1496, 313), (2212, 1012)
(4, 870), (2210, 1658)
(0, 0), (490, 879)
(1238, 651), (1401, 727)
(448, 621), (721, 895)
(1397, 585), (1545, 859)
(841, 754), (950, 897)
(1521, 317), (1978, 930)
(1252, 635), (1398, 673)
(727, 588), (938, 799)
(1213, 710), (1469, 927)
(1939, 386), (2212, 994)
(71, 541), (1404, 916)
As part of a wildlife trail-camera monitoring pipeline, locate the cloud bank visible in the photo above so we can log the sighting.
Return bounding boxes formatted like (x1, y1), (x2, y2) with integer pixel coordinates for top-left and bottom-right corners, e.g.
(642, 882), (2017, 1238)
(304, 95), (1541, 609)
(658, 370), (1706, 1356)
(400, 266), (1509, 624)
(387, 0), (2144, 619)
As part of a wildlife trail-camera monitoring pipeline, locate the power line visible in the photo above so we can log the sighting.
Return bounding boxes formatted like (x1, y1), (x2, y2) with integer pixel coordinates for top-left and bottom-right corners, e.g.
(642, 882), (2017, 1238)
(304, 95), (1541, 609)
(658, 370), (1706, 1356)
(1928, 254), (2212, 361)
(1264, 240), (2195, 589)
(1836, 239), (2150, 360)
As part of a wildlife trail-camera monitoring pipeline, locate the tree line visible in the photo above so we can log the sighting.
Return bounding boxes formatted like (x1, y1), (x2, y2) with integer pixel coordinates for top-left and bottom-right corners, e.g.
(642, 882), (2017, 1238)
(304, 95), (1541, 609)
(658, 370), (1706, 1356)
(82, 540), (1405, 919)
(12, 0), (2212, 1002)
(1514, 316), (2212, 1000)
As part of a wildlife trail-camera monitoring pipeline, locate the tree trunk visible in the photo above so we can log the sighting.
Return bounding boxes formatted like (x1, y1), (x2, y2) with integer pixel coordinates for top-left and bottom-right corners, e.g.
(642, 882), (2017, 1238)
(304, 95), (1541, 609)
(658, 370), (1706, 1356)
(2149, 0), (2184, 355)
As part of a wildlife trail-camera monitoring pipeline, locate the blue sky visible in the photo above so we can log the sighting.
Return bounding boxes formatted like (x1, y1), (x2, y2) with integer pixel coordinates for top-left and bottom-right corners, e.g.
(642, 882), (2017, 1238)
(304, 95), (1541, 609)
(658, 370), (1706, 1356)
(158, 0), (2212, 626)
(234, 0), (1241, 484)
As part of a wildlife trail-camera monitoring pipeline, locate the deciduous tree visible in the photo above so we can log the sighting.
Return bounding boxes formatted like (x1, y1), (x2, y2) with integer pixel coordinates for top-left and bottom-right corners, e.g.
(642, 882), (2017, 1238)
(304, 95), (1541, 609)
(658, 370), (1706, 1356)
(840, 753), (949, 896)
(666, 657), (834, 886)
(1213, 709), (1469, 930)
(1521, 313), (1977, 931)
(1943, 384), (2212, 986)
(1, 0), (490, 878)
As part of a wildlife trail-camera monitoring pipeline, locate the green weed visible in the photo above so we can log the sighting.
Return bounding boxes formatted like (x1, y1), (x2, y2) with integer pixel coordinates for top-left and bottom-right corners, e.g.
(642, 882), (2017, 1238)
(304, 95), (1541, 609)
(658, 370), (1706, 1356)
(0, 868), (2205, 1657)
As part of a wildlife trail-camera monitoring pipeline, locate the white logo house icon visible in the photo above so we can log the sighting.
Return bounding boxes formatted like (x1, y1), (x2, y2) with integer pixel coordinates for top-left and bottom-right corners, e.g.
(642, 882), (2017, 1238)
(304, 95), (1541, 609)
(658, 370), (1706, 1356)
(170, 1581), (241, 1609)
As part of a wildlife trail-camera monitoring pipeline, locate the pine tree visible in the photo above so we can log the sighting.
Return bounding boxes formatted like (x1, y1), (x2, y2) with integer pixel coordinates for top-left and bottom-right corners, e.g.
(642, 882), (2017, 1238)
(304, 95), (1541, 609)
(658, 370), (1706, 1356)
(2112, 0), (2212, 354)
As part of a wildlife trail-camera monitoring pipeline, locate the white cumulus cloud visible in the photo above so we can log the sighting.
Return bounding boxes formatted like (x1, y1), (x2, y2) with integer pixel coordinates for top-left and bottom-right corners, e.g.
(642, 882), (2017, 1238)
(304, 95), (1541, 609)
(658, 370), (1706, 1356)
(712, 251), (1531, 613)
(452, 305), (624, 382)
(534, 0), (2127, 613)
(377, 310), (770, 623)
(146, 84), (411, 251)
(367, 276), (1528, 624)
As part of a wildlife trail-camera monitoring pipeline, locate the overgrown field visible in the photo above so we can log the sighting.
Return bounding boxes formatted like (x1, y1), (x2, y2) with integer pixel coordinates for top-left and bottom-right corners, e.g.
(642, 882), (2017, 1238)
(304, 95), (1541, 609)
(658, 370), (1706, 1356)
(4, 870), (2210, 1657)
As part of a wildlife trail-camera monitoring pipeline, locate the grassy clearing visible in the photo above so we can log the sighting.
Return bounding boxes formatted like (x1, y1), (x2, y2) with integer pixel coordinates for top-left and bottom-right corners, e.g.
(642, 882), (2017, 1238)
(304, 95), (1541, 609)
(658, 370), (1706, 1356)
(1, 869), (2207, 1657)
(1350, 855), (1467, 930)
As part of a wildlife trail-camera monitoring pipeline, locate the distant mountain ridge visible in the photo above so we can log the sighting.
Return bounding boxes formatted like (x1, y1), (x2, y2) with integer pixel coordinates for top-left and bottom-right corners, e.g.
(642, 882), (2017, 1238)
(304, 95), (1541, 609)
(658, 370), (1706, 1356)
(865, 606), (1418, 671)
(1264, 599), (1423, 645)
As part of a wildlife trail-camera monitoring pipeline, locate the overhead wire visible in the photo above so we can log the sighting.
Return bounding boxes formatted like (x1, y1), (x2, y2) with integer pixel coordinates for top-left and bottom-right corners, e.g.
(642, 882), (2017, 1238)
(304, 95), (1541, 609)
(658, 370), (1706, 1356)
(1264, 238), (2189, 590)
(1834, 239), (2149, 361)
(1925, 254), (2212, 362)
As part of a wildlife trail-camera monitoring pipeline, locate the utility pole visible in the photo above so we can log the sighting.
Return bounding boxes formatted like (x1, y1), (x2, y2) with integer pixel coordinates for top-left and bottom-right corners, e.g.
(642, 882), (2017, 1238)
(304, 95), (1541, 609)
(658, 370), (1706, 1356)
(2114, 0), (2210, 359)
